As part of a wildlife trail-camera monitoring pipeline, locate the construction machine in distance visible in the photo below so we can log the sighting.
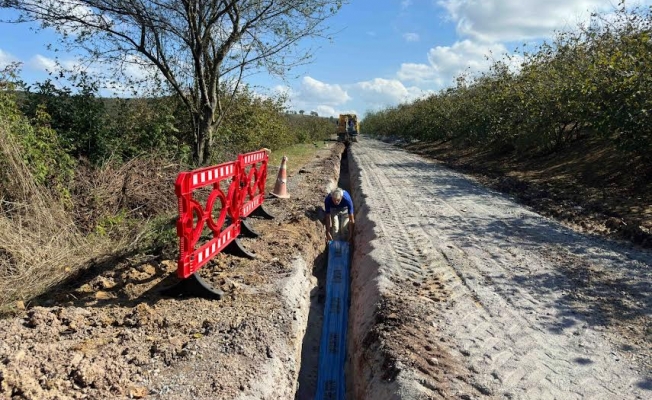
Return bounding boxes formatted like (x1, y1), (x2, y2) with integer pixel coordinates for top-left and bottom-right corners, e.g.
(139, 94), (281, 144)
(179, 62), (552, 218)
(337, 114), (359, 143)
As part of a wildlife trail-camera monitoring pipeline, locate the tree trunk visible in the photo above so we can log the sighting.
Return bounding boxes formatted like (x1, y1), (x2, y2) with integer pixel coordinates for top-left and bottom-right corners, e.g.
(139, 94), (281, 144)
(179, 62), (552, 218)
(193, 107), (216, 166)
(194, 136), (205, 165)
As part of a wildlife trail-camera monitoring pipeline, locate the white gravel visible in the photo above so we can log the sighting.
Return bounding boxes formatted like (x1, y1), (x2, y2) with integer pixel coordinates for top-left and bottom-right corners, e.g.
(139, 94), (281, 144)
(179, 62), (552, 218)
(347, 137), (651, 399)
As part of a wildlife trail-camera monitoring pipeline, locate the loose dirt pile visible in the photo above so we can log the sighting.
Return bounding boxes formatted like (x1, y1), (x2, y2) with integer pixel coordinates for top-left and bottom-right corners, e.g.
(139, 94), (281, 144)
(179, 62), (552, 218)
(0, 143), (343, 400)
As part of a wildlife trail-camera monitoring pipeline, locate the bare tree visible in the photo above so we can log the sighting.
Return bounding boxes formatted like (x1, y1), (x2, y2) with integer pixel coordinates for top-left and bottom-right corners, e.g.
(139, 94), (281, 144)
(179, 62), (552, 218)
(1, 0), (344, 164)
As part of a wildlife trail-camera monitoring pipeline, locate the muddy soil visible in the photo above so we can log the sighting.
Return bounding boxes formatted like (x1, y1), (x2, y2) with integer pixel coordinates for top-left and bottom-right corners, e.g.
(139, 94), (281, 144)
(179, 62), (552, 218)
(0, 143), (344, 400)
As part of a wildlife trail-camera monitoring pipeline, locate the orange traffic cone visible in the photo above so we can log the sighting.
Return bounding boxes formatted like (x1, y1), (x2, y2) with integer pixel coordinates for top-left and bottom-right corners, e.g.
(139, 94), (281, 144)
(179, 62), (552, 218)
(270, 156), (290, 198)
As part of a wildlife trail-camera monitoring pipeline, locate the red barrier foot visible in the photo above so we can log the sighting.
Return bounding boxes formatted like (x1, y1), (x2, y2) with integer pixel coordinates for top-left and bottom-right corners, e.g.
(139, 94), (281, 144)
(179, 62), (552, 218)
(251, 204), (275, 219)
(160, 273), (224, 300)
(239, 219), (260, 238)
(223, 238), (256, 259)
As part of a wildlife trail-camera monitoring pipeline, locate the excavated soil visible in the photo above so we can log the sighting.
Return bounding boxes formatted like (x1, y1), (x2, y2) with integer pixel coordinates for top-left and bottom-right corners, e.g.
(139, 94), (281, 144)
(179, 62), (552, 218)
(0, 143), (344, 400)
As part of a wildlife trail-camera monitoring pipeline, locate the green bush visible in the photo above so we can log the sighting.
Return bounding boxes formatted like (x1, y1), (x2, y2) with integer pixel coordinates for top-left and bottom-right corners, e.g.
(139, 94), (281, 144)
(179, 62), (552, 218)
(363, 3), (652, 162)
(0, 66), (75, 202)
(21, 75), (108, 163)
(210, 85), (333, 164)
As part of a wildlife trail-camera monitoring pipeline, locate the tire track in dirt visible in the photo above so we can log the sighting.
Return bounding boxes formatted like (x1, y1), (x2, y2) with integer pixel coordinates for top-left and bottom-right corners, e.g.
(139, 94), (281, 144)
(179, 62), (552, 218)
(356, 150), (449, 288)
(352, 148), (470, 398)
(350, 138), (651, 399)
(362, 149), (572, 394)
(415, 183), (648, 398)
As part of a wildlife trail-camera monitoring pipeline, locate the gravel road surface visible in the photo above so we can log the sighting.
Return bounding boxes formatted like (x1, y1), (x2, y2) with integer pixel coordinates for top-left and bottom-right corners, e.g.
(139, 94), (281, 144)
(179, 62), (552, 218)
(348, 138), (651, 399)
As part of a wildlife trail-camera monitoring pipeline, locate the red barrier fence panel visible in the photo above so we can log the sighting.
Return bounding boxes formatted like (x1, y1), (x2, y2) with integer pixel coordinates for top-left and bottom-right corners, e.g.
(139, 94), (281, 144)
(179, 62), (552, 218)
(238, 149), (269, 218)
(175, 161), (241, 279)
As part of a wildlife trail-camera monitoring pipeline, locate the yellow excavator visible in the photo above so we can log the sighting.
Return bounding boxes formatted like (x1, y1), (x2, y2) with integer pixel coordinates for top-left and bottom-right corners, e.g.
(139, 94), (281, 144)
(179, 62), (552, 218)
(337, 114), (359, 143)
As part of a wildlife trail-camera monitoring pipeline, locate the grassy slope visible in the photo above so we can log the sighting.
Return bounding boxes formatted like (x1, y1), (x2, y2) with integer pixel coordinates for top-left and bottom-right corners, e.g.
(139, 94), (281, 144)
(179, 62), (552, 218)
(266, 142), (328, 190)
(0, 141), (328, 315)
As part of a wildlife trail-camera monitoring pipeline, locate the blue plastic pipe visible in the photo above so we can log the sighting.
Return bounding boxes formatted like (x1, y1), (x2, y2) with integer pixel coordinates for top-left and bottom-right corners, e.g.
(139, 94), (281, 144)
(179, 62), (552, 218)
(315, 240), (351, 400)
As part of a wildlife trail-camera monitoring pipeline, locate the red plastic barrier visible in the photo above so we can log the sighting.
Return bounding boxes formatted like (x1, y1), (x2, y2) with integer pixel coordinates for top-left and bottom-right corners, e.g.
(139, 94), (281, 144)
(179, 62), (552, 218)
(238, 149), (269, 218)
(175, 150), (270, 279)
(175, 161), (241, 279)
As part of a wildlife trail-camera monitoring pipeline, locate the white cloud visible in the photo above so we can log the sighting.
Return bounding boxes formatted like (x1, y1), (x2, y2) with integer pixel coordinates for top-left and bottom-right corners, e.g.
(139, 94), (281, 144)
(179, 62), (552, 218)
(27, 53), (162, 96)
(290, 76), (350, 107)
(36, 0), (113, 37)
(427, 40), (507, 75)
(395, 0), (634, 91)
(29, 54), (60, 72)
(282, 0), (652, 115)
(397, 63), (442, 85)
(275, 77), (350, 116)
(397, 40), (510, 88)
(29, 54), (96, 75)
(103, 56), (165, 96)
(277, 77), (430, 117)
(121, 54), (159, 80)
(314, 105), (337, 117)
(354, 78), (430, 108)
(437, 0), (643, 42)
(0, 49), (18, 68)
(403, 32), (420, 42)
(273, 84), (291, 97)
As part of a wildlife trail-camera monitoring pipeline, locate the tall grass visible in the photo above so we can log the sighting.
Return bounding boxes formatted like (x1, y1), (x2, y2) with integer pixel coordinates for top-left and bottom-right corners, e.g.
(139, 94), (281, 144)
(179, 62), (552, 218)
(0, 125), (129, 314)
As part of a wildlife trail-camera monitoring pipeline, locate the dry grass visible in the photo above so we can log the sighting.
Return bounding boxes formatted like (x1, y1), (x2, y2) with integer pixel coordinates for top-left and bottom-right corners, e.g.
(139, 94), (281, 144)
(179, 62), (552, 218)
(71, 156), (178, 233)
(0, 137), (321, 314)
(266, 142), (330, 191)
(0, 127), (135, 314)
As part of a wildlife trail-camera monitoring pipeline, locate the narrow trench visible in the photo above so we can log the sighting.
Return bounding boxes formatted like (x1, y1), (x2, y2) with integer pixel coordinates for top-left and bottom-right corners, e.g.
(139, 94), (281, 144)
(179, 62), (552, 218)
(295, 146), (352, 400)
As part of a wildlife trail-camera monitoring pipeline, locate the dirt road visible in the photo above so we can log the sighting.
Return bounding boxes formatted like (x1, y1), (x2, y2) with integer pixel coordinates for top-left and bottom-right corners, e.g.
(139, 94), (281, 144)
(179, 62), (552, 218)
(348, 138), (651, 399)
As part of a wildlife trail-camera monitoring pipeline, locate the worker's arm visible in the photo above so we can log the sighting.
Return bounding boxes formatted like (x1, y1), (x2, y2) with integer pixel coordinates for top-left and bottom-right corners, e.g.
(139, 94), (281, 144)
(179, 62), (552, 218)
(325, 216), (333, 242)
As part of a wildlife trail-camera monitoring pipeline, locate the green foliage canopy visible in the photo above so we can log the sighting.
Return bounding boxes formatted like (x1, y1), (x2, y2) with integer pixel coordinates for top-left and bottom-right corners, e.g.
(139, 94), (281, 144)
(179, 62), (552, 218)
(362, 3), (652, 161)
(2, 0), (345, 165)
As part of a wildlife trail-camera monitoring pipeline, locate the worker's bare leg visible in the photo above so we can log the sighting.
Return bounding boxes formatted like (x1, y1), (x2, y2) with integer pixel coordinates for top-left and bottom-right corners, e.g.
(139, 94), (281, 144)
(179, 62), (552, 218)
(330, 209), (341, 240)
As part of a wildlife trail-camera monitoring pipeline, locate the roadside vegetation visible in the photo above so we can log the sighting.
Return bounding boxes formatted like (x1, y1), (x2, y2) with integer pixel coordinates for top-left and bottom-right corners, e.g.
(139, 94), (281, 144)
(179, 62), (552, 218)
(0, 63), (335, 314)
(362, 2), (652, 247)
(363, 3), (651, 159)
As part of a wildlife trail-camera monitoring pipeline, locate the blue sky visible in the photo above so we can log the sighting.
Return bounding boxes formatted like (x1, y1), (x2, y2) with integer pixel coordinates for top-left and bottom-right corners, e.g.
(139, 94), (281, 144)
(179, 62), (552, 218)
(1, 0), (649, 118)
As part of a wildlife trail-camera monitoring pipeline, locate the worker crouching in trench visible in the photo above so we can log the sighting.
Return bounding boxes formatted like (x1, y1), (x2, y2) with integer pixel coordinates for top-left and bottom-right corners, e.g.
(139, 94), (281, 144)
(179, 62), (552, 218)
(324, 187), (355, 243)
